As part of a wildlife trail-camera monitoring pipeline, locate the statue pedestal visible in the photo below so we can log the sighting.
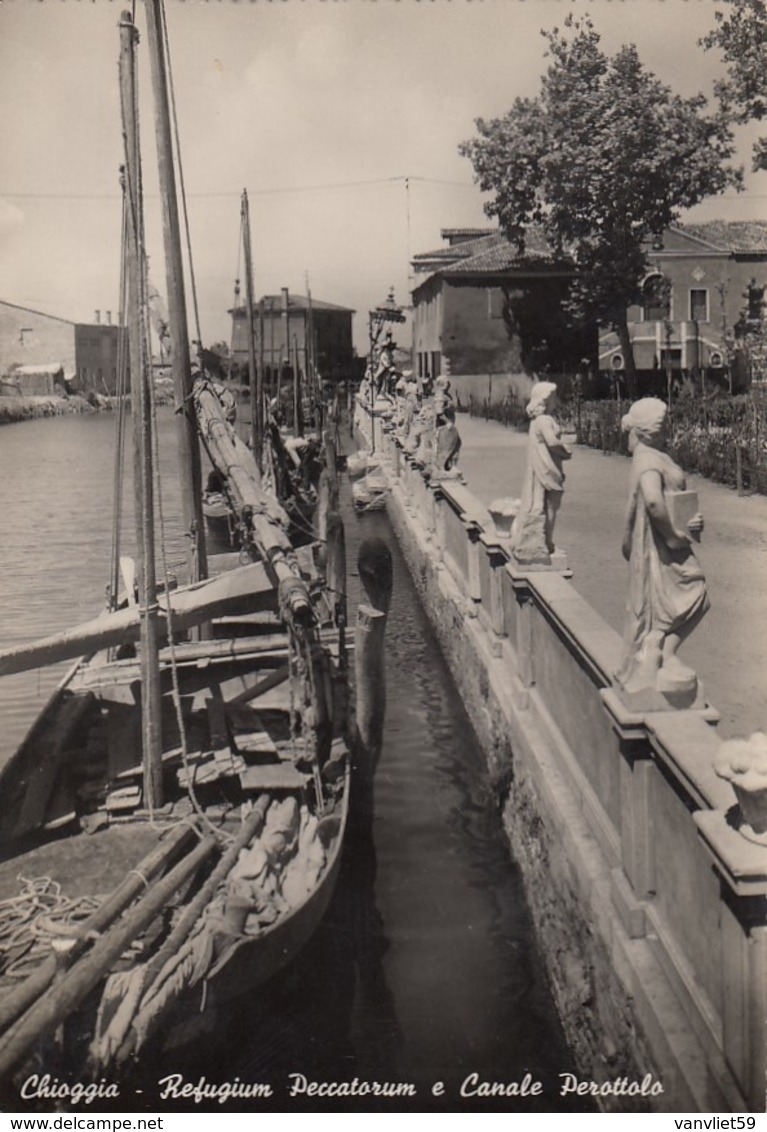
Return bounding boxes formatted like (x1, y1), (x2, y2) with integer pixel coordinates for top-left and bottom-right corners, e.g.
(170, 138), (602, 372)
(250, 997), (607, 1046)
(614, 678), (709, 714)
(512, 548), (570, 573)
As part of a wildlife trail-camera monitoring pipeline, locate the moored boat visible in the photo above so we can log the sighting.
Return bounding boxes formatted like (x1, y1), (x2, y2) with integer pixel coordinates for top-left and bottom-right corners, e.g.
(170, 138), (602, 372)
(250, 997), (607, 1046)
(0, 1), (350, 1093)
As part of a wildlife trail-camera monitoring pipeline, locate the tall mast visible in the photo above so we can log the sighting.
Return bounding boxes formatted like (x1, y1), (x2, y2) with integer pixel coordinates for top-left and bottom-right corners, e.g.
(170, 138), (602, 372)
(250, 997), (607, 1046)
(293, 333), (303, 438)
(282, 287), (290, 417)
(119, 10), (163, 808)
(258, 299), (266, 412)
(143, 0), (207, 583)
(305, 273), (318, 425)
(241, 189), (262, 466)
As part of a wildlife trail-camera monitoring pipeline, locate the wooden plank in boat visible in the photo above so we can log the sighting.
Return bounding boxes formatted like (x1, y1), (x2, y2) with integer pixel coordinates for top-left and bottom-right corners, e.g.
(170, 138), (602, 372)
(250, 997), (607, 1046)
(224, 663), (291, 709)
(107, 703), (141, 782)
(238, 763), (309, 791)
(177, 752), (246, 787)
(113, 744), (196, 781)
(208, 551), (251, 574)
(105, 784), (142, 812)
(250, 683), (294, 712)
(233, 729), (279, 756)
(206, 686), (232, 759)
(74, 636), (292, 690)
(15, 691), (95, 837)
(213, 611), (282, 627)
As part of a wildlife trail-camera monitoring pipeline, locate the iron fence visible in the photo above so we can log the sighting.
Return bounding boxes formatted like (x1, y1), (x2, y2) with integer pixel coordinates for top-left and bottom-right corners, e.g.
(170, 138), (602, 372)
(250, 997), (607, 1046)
(466, 388), (767, 495)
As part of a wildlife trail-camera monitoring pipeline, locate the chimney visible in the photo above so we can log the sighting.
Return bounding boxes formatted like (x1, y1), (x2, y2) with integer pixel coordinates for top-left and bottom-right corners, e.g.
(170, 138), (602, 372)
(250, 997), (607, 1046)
(281, 287), (290, 314)
(94, 310), (101, 324)
(106, 310), (112, 325)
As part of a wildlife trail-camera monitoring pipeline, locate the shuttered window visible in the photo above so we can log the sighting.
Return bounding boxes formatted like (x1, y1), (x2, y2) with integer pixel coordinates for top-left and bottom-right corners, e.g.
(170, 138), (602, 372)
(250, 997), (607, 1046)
(690, 289), (709, 323)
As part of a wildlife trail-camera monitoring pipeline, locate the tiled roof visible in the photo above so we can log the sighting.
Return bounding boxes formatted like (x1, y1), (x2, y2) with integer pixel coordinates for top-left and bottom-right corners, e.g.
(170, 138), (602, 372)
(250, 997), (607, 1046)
(232, 295), (355, 315)
(441, 227), (496, 238)
(673, 221), (767, 254)
(413, 220), (767, 292)
(413, 232), (503, 264)
(442, 226), (559, 274)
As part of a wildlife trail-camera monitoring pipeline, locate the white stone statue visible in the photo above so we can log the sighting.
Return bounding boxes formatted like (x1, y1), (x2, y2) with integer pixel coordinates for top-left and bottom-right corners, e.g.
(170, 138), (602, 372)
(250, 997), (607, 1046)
(430, 406), (462, 480)
(512, 381), (571, 564)
(616, 397), (709, 705)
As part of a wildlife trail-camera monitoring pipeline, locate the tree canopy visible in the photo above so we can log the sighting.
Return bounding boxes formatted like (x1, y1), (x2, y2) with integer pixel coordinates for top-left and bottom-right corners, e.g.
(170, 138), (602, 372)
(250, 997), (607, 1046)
(701, 0), (767, 170)
(459, 16), (741, 389)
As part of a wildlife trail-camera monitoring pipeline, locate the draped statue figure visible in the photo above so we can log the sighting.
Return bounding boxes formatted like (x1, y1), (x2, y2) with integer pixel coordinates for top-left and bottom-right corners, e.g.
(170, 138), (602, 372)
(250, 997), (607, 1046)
(512, 381), (571, 565)
(616, 397), (709, 705)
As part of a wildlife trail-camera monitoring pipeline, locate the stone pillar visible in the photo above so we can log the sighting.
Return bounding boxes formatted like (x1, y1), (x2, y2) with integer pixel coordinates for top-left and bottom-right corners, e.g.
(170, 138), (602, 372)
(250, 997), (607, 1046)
(465, 522), (483, 617)
(618, 744), (656, 904)
(507, 568), (534, 687)
(479, 532), (508, 645)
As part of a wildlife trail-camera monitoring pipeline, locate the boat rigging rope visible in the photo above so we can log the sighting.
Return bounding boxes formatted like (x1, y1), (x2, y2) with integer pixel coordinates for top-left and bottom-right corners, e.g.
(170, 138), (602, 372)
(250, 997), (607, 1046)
(147, 332), (231, 847)
(116, 1), (224, 843)
(109, 180), (131, 613)
(0, 878), (103, 981)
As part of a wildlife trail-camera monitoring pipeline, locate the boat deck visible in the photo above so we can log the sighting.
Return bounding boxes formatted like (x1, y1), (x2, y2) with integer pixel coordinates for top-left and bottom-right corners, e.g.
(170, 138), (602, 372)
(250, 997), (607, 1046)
(0, 822), (165, 904)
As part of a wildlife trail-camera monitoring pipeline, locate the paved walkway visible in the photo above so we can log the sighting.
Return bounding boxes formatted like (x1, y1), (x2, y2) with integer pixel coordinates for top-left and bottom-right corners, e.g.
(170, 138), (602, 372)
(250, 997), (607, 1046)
(455, 414), (767, 739)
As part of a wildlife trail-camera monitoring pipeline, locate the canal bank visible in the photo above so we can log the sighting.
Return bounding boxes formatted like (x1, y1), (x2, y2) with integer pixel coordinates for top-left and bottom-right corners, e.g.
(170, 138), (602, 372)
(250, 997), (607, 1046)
(355, 399), (767, 1114)
(0, 393), (99, 424)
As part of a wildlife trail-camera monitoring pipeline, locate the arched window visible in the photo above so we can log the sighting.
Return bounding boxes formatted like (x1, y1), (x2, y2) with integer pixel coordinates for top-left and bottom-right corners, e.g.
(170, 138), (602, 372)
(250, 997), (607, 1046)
(641, 273), (670, 322)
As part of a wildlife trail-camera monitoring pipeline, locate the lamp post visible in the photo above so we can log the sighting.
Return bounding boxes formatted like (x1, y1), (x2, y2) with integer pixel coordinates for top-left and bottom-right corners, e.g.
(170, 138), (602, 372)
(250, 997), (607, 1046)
(664, 318), (674, 412)
(367, 287), (405, 453)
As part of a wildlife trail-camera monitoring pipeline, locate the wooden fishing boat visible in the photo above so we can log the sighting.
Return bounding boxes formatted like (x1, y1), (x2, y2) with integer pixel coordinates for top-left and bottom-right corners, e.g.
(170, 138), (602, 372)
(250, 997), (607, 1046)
(0, 1), (350, 1091)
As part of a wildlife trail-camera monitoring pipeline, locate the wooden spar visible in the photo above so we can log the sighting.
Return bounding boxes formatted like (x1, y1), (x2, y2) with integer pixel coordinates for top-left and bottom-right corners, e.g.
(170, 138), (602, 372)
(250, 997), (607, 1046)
(119, 9), (163, 810)
(353, 537), (392, 818)
(241, 189), (262, 467)
(0, 561), (273, 677)
(193, 384), (312, 619)
(258, 298), (266, 404)
(282, 286), (289, 413)
(143, 0), (207, 584)
(115, 796), (271, 1063)
(0, 823), (196, 1033)
(293, 334), (304, 438)
(0, 832), (218, 1084)
(326, 512), (347, 630)
(306, 277), (317, 427)
(326, 512), (347, 732)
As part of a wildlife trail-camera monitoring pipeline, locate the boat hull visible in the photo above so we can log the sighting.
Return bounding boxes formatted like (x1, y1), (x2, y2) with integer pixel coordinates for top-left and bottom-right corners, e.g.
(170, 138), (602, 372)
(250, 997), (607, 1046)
(0, 598), (351, 1084)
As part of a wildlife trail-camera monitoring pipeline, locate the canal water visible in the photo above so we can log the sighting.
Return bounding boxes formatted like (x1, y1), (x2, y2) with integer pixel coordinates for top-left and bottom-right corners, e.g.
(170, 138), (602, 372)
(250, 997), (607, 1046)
(0, 412), (589, 1113)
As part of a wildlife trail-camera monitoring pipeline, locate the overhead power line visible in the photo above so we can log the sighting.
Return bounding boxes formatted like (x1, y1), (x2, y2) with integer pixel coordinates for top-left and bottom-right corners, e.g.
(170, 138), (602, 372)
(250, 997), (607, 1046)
(0, 174), (480, 201)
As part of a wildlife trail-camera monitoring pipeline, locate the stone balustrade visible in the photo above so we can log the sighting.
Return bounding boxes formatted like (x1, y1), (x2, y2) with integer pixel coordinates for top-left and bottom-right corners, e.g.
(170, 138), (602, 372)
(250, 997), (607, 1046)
(355, 396), (767, 1113)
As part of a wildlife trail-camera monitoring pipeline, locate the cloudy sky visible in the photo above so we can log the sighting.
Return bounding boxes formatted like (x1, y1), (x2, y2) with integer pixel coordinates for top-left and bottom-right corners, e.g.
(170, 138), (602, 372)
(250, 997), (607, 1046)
(1, 0), (764, 353)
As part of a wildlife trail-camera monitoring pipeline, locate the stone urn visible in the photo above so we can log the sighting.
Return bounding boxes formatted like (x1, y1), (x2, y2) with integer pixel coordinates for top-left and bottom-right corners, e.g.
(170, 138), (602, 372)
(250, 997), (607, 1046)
(714, 732), (767, 839)
(488, 497), (520, 538)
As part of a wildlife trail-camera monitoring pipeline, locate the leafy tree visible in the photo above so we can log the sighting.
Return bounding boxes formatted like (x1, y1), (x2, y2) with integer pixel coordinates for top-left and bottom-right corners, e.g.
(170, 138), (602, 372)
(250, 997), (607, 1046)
(701, 0), (767, 171)
(460, 16), (741, 395)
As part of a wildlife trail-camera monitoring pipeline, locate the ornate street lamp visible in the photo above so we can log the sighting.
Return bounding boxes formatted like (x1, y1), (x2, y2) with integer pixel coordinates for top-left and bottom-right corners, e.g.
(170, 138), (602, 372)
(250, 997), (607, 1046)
(367, 288), (406, 453)
(368, 287), (406, 363)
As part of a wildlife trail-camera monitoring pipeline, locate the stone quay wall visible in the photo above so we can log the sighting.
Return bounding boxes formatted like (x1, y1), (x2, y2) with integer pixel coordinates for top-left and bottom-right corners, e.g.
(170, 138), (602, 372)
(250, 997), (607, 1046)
(355, 398), (766, 1114)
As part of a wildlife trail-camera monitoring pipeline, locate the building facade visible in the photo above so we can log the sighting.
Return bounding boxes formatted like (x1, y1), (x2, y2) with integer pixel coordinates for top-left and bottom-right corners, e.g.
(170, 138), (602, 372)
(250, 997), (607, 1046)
(411, 228), (594, 381)
(0, 301), (122, 395)
(412, 223), (767, 390)
(230, 290), (355, 386)
(598, 222), (767, 388)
